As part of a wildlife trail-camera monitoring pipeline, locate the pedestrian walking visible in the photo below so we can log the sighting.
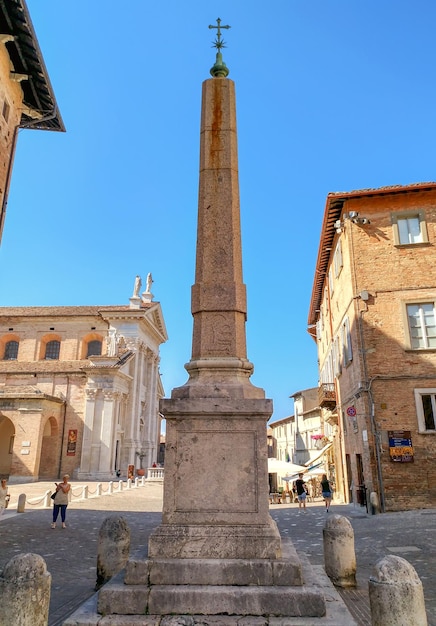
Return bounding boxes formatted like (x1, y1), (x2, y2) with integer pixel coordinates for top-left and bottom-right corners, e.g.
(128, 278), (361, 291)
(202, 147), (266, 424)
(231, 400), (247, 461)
(51, 474), (71, 529)
(295, 473), (307, 511)
(320, 473), (333, 512)
(0, 478), (10, 515)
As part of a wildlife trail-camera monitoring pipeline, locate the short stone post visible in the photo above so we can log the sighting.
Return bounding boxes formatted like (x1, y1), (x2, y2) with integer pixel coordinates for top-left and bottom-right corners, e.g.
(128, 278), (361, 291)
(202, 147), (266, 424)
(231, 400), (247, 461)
(108, 481), (113, 495)
(95, 515), (130, 590)
(141, 475), (145, 486)
(134, 477), (139, 487)
(0, 553), (51, 626)
(97, 482), (102, 496)
(369, 491), (379, 515)
(81, 485), (88, 499)
(323, 514), (356, 587)
(118, 480), (123, 491)
(43, 490), (52, 508)
(369, 555), (427, 626)
(127, 478), (132, 489)
(17, 493), (26, 513)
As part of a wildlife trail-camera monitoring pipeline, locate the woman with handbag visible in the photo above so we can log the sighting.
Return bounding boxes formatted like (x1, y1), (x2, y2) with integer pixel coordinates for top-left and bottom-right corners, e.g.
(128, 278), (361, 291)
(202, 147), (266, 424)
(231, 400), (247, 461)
(51, 474), (71, 529)
(0, 478), (10, 516)
(321, 474), (333, 512)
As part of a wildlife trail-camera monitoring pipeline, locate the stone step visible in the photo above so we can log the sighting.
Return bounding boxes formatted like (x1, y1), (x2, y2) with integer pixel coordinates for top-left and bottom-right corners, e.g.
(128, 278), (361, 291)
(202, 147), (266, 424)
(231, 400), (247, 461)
(125, 556), (303, 587)
(125, 541), (303, 587)
(98, 583), (325, 617)
(63, 566), (358, 625)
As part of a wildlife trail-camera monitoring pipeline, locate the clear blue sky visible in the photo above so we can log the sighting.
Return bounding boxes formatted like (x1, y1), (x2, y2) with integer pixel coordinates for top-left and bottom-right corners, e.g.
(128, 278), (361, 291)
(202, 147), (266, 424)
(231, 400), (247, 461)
(1, 1), (436, 422)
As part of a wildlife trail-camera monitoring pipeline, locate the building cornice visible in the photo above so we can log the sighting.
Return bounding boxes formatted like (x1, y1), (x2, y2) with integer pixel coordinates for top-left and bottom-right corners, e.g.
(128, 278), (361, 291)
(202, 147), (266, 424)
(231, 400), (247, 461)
(0, 0), (64, 131)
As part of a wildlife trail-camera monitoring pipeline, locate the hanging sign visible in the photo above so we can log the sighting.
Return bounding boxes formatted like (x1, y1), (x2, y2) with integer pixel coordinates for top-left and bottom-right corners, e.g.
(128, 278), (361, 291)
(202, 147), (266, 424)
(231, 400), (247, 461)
(388, 430), (414, 463)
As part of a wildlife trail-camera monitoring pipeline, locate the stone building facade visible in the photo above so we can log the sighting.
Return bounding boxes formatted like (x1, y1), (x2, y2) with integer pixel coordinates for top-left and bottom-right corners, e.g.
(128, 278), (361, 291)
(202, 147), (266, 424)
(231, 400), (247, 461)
(268, 388), (334, 492)
(0, 0), (64, 243)
(308, 182), (436, 511)
(0, 289), (167, 483)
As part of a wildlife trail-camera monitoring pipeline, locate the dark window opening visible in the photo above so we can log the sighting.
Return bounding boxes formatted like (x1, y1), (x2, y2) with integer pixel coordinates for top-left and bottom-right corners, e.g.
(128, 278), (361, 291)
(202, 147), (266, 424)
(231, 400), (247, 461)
(45, 340), (60, 360)
(4, 340), (18, 360)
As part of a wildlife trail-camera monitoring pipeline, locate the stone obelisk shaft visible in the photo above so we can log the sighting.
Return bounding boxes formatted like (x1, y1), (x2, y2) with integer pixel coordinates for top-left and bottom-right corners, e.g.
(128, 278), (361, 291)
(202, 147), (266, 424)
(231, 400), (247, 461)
(191, 77), (247, 362)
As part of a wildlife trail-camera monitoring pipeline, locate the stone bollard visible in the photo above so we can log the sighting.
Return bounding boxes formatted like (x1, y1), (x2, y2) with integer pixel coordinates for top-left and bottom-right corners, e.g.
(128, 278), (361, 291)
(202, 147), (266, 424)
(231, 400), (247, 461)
(17, 493), (26, 513)
(323, 514), (356, 587)
(369, 555), (427, 626)
(141, 475), (145, 486)
(134, 477), (139, 487)
(369, 491), (379, 515)
(43, 490), (52, 508)
(118, 480), (123, 491)
(0, 553), (51, 626)
(97, 482), (102, 496)
(95, 515), (130, 590)
(108, 481), (113, 495)
(127, 478), (132, 489)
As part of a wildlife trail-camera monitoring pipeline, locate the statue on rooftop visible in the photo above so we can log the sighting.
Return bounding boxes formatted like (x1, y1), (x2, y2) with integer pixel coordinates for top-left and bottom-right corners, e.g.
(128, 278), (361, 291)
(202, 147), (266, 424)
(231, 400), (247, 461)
(145, 273), (153, 294)
(133, 275), (142, 298)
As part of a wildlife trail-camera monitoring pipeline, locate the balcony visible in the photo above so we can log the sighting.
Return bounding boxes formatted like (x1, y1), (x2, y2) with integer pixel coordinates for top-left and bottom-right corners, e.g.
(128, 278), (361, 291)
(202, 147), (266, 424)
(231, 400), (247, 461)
(318, 383), (337, 409)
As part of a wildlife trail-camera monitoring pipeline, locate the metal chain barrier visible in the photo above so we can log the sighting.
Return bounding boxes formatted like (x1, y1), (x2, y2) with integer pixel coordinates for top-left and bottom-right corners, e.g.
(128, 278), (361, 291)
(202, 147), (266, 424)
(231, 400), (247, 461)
(7, 473), (163, 514)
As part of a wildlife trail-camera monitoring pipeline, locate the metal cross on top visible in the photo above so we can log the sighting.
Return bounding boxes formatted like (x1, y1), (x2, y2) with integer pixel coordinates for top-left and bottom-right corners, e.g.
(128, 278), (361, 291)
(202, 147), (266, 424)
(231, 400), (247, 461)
(209, 17), (231, 50)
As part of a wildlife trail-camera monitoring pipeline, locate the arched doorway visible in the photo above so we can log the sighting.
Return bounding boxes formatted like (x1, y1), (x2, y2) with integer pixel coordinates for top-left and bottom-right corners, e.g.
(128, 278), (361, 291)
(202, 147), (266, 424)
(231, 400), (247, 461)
(39, 416), (59, 479)
(0, 414), (14, 476)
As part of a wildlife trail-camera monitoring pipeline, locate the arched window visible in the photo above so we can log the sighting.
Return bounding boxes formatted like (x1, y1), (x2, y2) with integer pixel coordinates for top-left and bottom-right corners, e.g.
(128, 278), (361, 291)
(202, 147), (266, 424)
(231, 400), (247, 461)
(45, 340), (60, 360)
(4, 340), (18, 360)
(87, 340), (102, 357)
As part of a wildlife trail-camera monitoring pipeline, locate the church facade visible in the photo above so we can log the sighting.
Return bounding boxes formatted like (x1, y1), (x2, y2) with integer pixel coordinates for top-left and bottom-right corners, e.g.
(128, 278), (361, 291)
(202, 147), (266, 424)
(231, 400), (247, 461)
(0, 285), (167, 483)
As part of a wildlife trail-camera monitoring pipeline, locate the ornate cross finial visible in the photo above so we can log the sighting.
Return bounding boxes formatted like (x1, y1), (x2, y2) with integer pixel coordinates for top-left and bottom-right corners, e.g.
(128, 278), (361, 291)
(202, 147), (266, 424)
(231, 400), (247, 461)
(208, 18), (231, 78)
(209, 18), (231, 51)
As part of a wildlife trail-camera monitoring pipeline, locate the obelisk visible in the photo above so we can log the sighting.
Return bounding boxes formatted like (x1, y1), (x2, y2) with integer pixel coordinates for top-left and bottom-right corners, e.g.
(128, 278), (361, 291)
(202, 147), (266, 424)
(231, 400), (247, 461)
(96, 22), (327, 620)
(149, 19), (280, 561)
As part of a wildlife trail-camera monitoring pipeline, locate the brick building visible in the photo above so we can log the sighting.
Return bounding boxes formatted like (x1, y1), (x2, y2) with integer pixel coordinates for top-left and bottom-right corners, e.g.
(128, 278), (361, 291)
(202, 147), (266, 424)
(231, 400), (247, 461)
(0, 285), (167, 483)
(308, 182), (436, 512)
(0, 0), (64, 243)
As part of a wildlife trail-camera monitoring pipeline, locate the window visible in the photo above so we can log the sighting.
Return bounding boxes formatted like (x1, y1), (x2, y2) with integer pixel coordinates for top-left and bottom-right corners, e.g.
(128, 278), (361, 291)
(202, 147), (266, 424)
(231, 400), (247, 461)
(334, 240), (343, 277)
(333, 336), (341, 377)
(86, 340), (102, 357)
(392, 211), (428, 245)
(407, 303), (436, 349)
(414, 389), (436, 432)
(4, 340), (18, 360)
(2, 99), (10, 122)
(341, 317), (353, 366)
(45, 340), (60, 360)
(328, 267), (334, 295)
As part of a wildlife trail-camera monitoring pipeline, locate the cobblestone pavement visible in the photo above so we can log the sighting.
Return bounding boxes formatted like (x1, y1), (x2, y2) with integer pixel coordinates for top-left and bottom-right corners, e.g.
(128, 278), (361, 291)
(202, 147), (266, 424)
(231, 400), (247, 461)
(1, 482), (435, 625)
(269, 500), (436, 626)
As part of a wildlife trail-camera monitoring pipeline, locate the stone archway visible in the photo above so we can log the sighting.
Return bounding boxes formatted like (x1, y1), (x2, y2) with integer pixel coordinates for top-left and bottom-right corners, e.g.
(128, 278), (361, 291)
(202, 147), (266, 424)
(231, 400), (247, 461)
(39, 416), (59, 479)
(0, 414), (14, 477)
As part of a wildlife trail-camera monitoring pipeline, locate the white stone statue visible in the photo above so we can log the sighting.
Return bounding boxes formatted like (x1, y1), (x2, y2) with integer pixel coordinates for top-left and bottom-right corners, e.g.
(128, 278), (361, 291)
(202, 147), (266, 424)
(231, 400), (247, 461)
(133, 275), (142, 298)
(145, 272), (153, 294)
(107, 329), (119, 356)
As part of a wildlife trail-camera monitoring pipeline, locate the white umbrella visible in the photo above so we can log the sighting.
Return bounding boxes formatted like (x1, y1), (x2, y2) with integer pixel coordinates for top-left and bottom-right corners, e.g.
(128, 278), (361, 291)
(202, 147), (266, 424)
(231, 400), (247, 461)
(267, 458), (306, 475)
(305, 466), (326, 477)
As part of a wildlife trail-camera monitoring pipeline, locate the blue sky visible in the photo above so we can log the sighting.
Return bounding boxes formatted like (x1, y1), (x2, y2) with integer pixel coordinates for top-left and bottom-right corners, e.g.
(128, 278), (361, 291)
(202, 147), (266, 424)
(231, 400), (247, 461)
(1, 1), (436, 422)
